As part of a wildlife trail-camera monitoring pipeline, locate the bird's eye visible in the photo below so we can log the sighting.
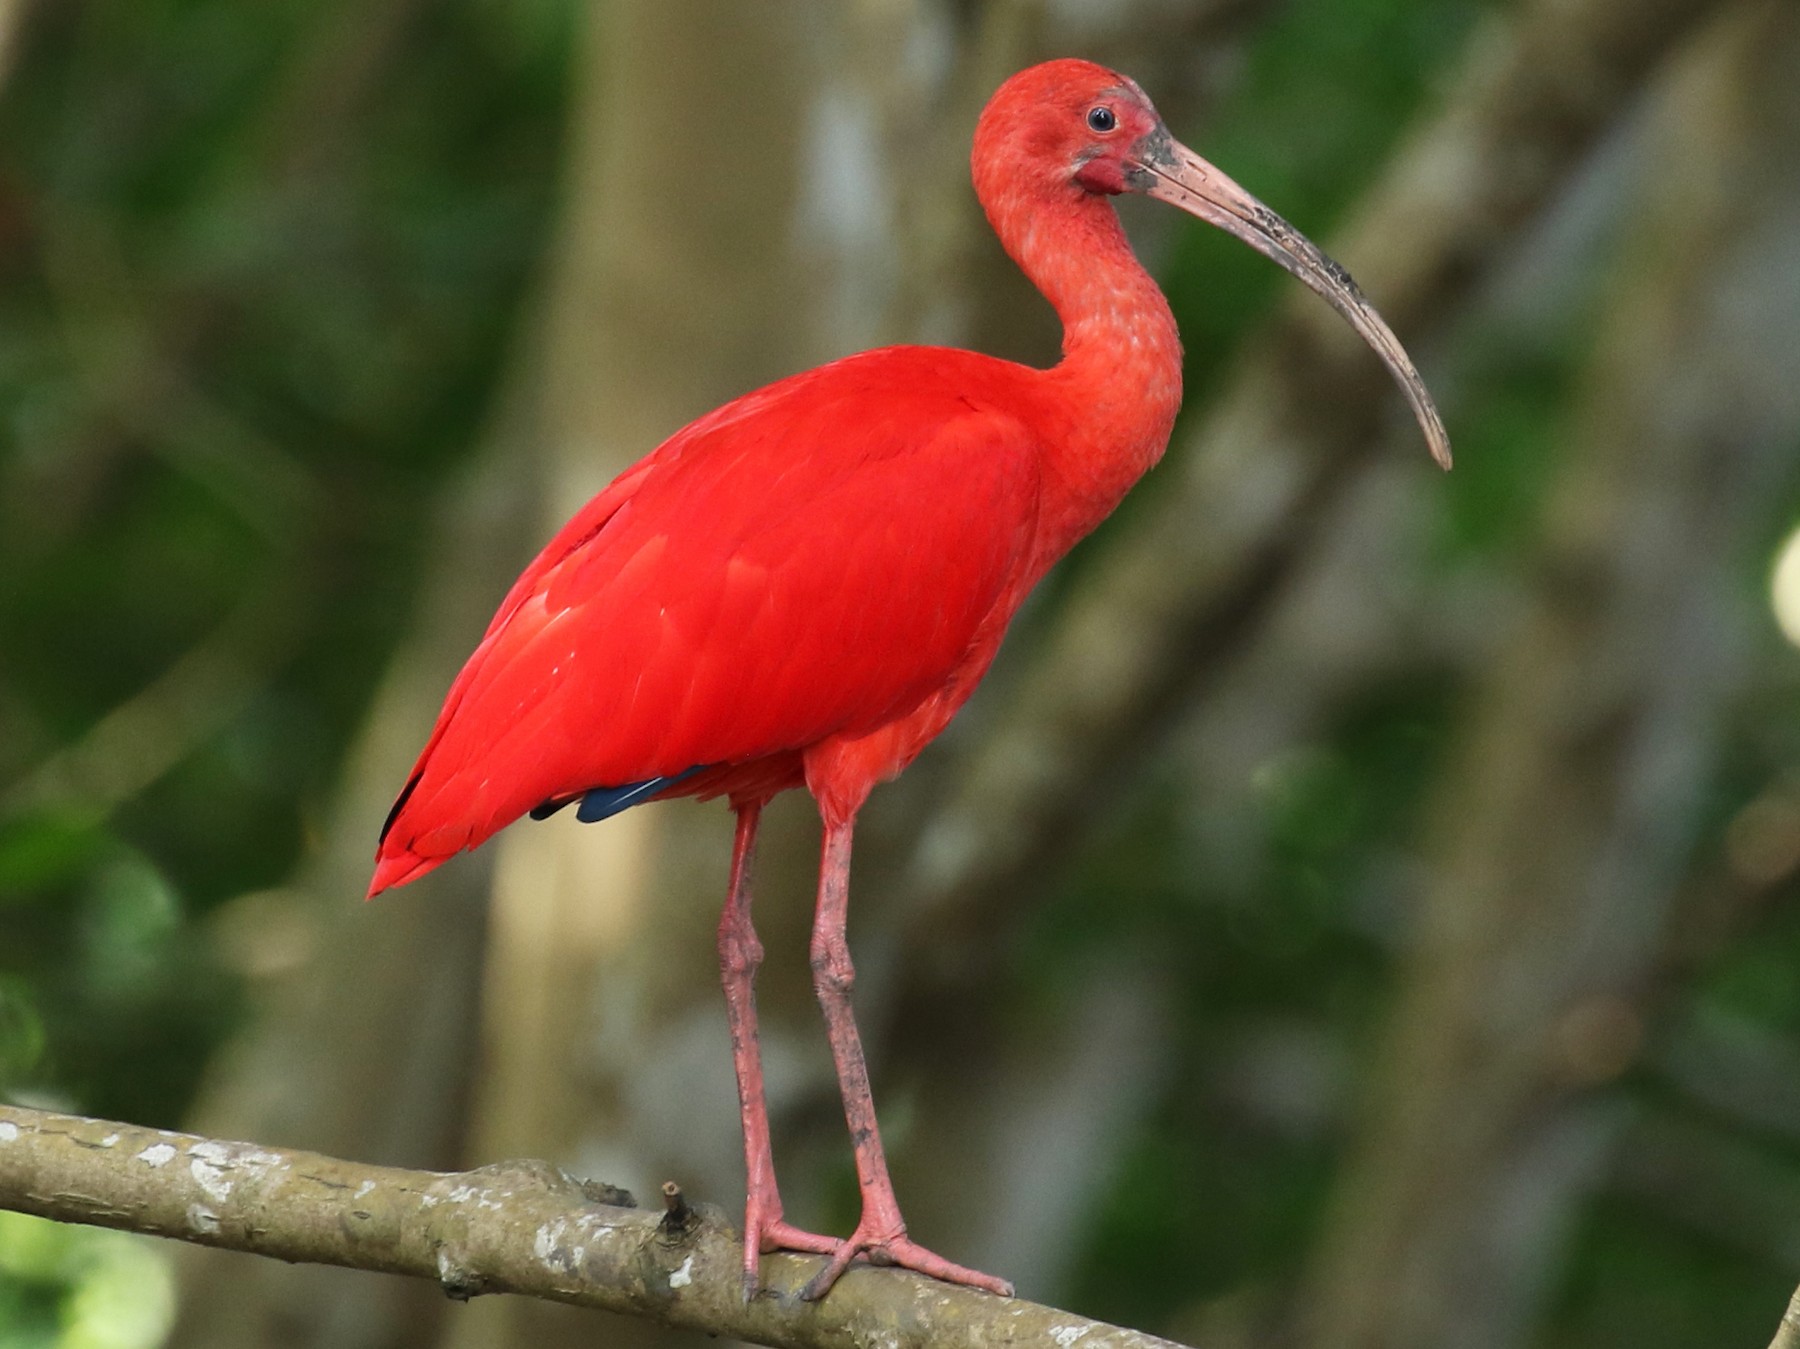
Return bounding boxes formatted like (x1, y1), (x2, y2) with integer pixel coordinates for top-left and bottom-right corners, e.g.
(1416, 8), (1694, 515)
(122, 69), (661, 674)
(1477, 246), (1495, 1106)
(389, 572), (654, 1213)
(1086, 106), (1117, 133)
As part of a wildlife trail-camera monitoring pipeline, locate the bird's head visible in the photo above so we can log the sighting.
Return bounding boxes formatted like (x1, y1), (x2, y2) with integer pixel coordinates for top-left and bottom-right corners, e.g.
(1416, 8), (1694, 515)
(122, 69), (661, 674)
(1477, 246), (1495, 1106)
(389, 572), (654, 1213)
(971, 59), (1166, 200)
(974, 59), (1451, 470)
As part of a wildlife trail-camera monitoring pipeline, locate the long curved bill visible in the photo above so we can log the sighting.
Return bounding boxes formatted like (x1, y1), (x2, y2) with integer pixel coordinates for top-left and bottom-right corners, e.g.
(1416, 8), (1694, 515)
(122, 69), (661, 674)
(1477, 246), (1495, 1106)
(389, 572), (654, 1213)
(1131, 131), (1452, 470)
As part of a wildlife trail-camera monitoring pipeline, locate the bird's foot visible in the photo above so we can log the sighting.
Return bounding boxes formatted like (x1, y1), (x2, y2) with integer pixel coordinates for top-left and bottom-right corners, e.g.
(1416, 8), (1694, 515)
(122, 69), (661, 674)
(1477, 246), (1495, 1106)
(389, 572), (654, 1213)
(742, 1213), (840, 1300)
(798, 1222), (1013, 1301)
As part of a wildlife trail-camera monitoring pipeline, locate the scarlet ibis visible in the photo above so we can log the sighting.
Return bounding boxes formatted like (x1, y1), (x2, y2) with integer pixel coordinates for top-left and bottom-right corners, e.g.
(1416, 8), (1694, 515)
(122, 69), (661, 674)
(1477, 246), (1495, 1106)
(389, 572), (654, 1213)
(371, 59), (1448, 1300)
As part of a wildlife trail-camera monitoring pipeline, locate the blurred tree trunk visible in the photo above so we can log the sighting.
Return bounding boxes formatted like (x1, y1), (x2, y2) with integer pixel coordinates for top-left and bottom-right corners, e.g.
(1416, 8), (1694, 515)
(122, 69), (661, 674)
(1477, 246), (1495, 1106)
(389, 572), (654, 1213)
(164, 372), (534, 1349)
(163, 0), (536, 1341)
(1297, 5), (1800, 1347)
(0, 0), (31, 94)
(439, 4), (917, 1346)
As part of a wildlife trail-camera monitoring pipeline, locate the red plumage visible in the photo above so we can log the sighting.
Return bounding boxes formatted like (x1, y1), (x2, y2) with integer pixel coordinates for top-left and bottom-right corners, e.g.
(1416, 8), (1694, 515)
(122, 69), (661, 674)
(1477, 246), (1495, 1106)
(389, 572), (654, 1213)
(368, 58), (1446, 1299)
(371, 351), (1050, 893)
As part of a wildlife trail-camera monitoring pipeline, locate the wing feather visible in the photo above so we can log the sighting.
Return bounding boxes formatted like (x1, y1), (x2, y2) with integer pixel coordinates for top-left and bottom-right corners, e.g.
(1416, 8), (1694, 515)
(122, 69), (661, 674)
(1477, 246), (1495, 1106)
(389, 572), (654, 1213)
(379, 350), (1043, 874)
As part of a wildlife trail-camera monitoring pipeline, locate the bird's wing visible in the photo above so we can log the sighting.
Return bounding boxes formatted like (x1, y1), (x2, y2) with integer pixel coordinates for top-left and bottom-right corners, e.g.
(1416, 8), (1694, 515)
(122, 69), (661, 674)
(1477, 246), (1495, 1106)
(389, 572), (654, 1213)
(384, 357), (1043, 859)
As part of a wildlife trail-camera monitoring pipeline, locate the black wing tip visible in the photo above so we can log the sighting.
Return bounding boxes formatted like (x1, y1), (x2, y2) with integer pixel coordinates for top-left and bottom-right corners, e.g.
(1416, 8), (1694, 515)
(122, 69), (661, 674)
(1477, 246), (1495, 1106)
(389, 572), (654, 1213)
(379, 771), (423, 846)
(530, 795), (575, 820)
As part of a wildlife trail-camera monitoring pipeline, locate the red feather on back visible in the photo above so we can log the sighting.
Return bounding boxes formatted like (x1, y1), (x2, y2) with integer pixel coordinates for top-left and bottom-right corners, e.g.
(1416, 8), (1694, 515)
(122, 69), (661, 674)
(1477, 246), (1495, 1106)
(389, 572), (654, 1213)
(371, 347), (1046, 892)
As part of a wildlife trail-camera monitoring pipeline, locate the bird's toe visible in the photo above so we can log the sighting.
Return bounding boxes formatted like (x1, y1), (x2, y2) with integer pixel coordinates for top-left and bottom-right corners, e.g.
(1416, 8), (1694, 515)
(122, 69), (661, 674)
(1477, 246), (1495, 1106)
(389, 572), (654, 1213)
(741, 1214), (842, 1299)
(798, 1228), (1012, 1301)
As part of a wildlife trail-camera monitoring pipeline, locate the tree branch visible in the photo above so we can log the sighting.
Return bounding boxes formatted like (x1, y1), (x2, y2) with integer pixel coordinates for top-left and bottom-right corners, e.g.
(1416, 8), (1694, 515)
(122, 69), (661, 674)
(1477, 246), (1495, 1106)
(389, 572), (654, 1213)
(1771, 1284), (1800, 1349)
(0, 1104), (1185, 1349)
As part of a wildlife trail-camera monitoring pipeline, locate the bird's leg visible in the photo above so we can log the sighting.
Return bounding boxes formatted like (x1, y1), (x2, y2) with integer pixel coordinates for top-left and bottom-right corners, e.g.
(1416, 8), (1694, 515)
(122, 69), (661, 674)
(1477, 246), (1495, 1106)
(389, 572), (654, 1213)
(718, 802), (840, 1298)
(798, 816), (1014, 1302)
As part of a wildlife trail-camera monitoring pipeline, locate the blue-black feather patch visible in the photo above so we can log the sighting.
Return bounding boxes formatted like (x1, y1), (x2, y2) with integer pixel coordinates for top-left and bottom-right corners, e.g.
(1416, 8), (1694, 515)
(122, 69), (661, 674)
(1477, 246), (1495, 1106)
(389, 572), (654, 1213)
(530, 767), (704, 824)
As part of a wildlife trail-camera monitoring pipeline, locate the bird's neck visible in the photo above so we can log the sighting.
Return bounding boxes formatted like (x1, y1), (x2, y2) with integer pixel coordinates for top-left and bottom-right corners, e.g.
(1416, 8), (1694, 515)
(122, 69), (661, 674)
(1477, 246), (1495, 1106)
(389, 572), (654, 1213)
(989, 187), (1184, 558)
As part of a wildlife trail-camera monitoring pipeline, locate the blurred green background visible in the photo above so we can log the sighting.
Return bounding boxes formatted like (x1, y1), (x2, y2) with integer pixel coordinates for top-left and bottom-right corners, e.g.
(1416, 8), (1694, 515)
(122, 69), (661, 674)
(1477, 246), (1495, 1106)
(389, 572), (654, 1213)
(2, 1), (1798, 1347)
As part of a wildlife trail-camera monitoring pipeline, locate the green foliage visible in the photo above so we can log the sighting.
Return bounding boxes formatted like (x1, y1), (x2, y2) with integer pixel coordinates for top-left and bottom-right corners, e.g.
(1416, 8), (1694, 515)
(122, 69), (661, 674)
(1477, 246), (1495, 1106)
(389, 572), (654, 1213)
(1034, 683), (1453, 1330)
(0, 0), (573, 1104)
(0, 1213), (172, 1349)
(1, 0), (575, 1335)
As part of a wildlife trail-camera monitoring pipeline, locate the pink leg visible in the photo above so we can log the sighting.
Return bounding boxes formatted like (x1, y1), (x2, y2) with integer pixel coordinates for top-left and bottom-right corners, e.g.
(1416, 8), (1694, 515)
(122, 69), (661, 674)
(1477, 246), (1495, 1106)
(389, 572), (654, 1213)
(799, 815), (1014, 1301)
(719, 802), (839, 1298)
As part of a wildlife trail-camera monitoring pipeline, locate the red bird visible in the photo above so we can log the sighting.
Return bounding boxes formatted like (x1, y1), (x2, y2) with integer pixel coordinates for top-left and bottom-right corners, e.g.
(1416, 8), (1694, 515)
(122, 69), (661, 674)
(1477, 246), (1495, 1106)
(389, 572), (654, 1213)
(371, 59), (1448, 1300)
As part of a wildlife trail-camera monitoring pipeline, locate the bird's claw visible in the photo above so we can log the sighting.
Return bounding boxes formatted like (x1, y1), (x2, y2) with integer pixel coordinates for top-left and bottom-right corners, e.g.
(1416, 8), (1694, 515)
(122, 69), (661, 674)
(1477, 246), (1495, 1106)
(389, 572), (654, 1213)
(798, 1225), (1013, 1301)
(741, 1216), (841, 1299)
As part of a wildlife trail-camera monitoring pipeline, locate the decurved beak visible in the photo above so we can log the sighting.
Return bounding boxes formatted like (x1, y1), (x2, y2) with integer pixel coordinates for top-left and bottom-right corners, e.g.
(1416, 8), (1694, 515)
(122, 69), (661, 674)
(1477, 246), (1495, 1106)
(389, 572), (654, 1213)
(1131, 131), (1452, 470)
